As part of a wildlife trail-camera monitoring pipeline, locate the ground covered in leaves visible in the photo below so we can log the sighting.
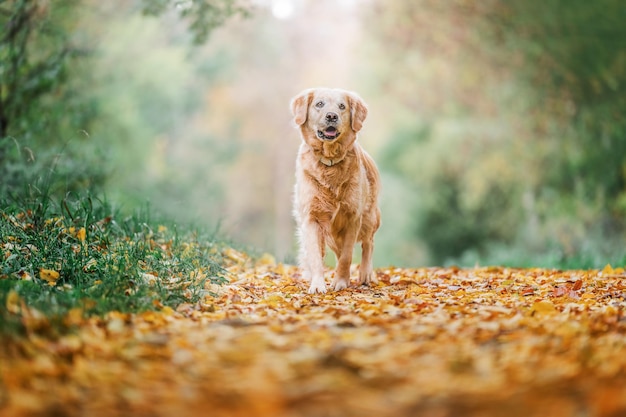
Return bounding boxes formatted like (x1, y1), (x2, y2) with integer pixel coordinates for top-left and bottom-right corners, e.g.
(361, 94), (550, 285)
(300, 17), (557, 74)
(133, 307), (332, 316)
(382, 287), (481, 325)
(2, 253), (626, 417)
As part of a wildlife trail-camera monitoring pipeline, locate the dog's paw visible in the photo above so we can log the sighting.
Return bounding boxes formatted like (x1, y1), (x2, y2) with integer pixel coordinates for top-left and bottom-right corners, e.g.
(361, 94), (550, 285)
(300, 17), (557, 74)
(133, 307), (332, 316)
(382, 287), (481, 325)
(330, 277), (349, 291)
(308, 279), (327, 294)
(357, 270), (378, 286)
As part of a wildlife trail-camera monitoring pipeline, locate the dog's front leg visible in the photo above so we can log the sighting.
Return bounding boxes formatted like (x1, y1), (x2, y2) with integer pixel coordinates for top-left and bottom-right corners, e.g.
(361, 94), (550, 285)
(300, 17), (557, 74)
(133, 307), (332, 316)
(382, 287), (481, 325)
(357, 238), (376, 286)
(301, 220), (326, 294)
(331, 223), (358, 291)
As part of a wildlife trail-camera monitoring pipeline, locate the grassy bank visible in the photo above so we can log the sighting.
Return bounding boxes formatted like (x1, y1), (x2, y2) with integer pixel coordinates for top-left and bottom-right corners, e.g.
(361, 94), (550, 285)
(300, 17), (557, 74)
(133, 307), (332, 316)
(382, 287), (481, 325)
(0, 189), (227, 336)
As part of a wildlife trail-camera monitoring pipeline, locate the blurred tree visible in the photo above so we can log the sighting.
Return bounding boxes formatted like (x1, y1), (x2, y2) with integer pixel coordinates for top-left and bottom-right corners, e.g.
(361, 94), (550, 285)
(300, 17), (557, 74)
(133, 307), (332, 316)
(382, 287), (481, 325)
(141, 0), (250, 44)
(0, 0), (101, 197)
(1, 0), (74, 139)
(0, 0), (250, 197)
(366, 0), (626, 265)
(480, 0), (626, 218)
(366, 1), (528, 264)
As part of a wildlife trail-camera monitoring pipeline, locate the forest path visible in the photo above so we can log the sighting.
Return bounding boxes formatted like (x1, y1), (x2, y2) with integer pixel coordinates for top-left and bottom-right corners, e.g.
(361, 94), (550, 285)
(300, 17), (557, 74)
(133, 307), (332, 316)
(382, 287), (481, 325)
(2, 259), (626, 417)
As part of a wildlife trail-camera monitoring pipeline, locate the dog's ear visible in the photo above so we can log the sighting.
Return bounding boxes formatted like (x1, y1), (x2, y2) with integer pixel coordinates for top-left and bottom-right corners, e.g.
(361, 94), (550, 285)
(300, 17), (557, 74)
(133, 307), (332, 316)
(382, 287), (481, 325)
(348, 92), (368, 133)
(290, 89), (314, 126)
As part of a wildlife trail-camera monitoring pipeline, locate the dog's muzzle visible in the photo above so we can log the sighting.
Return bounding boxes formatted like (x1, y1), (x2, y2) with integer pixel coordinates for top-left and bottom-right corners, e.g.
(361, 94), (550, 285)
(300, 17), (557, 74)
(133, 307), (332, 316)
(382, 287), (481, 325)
(317, 126), (340, 141)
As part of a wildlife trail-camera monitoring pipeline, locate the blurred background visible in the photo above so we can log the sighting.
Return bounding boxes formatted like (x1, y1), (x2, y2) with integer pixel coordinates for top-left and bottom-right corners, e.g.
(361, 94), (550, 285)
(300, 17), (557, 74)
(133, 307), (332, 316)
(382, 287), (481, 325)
(2, 0), (625, 268)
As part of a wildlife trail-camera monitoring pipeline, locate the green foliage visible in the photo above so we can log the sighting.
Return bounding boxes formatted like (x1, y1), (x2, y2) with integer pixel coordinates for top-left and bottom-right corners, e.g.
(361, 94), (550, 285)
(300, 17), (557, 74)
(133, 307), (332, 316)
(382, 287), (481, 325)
(379, 117), (524, 265)
(0, 2), (252, 338)
(0, 182), (227, 335)
(141, 0), (251, 44)
(78, 10), (243, 223)
(417, 173), (518, 264)
(1, 0), (109, 198)
(1, 0), (76, 138)
(1, 0), (251, 202)
(366, 0), (626, 267)
(482, 0), (626, 207)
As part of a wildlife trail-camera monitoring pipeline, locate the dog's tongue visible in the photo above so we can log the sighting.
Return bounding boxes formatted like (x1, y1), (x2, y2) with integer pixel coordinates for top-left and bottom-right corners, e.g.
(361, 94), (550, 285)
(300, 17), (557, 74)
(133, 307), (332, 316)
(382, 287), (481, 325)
(324, 127), (338, 138)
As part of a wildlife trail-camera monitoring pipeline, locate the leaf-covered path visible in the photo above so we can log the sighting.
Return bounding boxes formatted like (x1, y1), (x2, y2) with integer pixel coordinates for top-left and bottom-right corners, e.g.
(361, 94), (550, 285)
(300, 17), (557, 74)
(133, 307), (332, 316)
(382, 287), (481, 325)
(2, 256), (626, 417)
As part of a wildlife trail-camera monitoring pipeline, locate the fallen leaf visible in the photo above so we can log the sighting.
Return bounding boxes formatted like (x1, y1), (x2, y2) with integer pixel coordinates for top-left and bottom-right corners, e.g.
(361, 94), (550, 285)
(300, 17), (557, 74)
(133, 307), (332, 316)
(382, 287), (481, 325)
(256, 253), (276, 266)
(39, 268), (60, 285)
(6, 290), (22, 314)
(531, 299), (557, 315)
(572, 279), (583, 291)
(17, 270), (32, 281)
(602, 264), (614, 275)
(223, 248), (247, 264)
(3, 262), (626, 417)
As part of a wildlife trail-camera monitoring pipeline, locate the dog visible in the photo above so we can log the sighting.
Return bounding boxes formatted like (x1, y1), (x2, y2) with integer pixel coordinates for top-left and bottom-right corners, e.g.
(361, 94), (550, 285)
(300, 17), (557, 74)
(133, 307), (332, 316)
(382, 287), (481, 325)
(290, 87), (381, 294)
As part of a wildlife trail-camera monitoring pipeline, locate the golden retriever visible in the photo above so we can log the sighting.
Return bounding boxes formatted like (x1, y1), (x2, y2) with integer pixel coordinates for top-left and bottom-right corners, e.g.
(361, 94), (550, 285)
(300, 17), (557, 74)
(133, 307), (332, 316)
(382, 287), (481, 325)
(290, 87), (381, 294)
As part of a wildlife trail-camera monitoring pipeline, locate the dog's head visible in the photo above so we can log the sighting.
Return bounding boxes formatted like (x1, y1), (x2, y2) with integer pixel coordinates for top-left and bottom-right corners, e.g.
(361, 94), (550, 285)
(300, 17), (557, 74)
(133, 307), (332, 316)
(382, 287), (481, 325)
(290, 88), (368, 143)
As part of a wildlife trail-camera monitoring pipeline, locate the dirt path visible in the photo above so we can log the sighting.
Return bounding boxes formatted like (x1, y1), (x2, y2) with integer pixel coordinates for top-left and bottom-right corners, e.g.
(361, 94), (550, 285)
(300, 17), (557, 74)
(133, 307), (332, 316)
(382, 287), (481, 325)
(2, 260), (626, 417)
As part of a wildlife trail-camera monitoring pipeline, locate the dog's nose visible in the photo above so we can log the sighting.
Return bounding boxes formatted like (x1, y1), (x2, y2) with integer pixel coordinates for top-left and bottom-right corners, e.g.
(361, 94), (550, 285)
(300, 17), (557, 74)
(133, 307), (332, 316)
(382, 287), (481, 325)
(325, 112), (338, 123)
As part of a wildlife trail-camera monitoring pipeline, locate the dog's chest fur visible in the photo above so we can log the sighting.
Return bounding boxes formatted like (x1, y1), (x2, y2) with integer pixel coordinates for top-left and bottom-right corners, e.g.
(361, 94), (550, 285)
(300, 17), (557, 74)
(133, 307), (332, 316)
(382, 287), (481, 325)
(300, 146), (367, 227)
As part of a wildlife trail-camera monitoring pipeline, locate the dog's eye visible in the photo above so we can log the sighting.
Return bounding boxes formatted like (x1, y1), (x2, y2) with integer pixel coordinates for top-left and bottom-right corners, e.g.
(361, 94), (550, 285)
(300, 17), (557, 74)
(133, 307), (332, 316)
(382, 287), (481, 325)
(338, 103), (346, 110)
(315, 101), (324, 108)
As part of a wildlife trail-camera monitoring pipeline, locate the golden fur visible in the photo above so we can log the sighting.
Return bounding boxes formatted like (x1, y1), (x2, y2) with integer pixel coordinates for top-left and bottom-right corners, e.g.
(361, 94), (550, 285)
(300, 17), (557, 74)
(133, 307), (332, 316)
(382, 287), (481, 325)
(291, 87), (381, 294)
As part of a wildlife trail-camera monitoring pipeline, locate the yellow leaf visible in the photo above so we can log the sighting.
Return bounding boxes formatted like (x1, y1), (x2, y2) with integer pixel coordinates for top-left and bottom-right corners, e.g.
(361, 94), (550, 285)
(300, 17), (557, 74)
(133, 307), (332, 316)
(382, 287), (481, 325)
(256, 253), (276, 266)
(263, 294), (285, 308)
(531, 300), (557, 315)
(601, 264), (614, 275)
(223, 248), (247, 264)
(282, 285), (300, 293)
(39, 268), (60, 285)
(6, 290), (22, 314)
(68, 226), (86, 241)
(157, 225), (168, 233)
(65, 308), (84, 326)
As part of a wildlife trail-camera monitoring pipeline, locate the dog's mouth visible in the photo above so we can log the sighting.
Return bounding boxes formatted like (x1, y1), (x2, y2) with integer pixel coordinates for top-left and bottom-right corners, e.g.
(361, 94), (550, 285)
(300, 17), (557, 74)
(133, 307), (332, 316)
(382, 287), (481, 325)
(317, 126), (340, 141)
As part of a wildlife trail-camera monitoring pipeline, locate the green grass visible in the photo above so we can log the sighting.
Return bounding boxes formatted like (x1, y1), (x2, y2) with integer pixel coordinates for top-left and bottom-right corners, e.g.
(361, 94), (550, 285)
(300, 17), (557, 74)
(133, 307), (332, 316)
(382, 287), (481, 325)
(0, 190), (228, 336)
